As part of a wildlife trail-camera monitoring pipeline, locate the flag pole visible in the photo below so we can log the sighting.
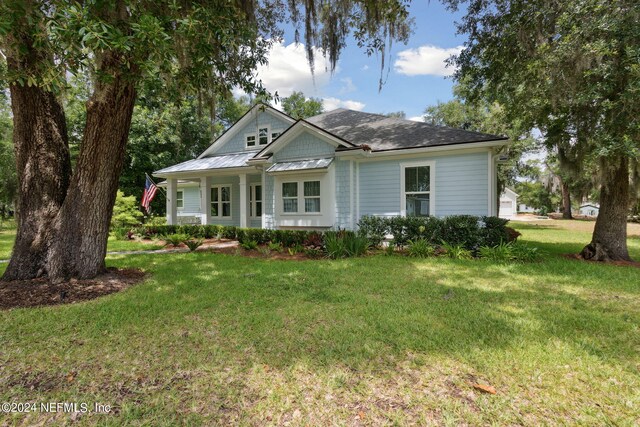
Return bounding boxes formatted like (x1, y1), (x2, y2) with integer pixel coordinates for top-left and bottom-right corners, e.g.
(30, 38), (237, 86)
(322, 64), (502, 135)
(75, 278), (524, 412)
(145, 173), (167, 197)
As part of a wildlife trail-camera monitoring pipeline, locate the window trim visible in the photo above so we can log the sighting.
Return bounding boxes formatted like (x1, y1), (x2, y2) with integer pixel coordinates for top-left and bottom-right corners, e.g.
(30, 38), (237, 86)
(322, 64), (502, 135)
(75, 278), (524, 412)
(280, 180), (322, 216)
(176, 190), (184, 210)
(400, 161), (435, 217)
(249, 184), (262, 219)
(210, 184), (233, 218)
(245, 126), (282, 149)
(245, 133), (257, 148)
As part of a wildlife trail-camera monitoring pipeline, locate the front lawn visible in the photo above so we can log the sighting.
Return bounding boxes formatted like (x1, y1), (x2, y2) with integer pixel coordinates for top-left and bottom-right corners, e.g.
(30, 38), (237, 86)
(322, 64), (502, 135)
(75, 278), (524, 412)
(0, 222), (638, 425)
(0, 229), (164, 260)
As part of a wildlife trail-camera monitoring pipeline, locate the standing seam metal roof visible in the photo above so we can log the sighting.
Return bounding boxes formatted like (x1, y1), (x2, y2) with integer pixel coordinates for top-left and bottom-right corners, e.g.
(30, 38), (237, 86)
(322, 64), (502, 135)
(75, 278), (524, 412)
(154, 152), (256, 174)
(266, 158), (333, 173)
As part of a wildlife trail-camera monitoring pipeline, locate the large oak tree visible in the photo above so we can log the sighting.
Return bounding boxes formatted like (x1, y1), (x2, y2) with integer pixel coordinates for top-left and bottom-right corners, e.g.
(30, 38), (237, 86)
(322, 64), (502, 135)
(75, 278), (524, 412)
(445, 0), (640, 261)
(1, 0), (412, 281)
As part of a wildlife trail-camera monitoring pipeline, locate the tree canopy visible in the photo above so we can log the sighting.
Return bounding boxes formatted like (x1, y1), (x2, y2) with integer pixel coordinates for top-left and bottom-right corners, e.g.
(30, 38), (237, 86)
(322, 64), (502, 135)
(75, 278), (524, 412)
(281, 91), (324, 119)
(445, 0), (640, 260)
(0, 0), (414, 281)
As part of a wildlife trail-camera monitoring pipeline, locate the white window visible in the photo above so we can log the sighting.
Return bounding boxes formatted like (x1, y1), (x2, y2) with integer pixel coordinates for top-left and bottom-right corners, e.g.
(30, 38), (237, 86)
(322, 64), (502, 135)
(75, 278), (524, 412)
(271, 131), (281, 140)
(282, 182), (298, 213)
(401, 163), (434, 217)
(250, 184), (262, 218)
(304, 181), (320, 213)
(176, 190), (184, 209)
(258, 127), (269, 145)
(281, 181), (321, 214)
(211, 186), (231, 217)
(246, 134), (256, 147)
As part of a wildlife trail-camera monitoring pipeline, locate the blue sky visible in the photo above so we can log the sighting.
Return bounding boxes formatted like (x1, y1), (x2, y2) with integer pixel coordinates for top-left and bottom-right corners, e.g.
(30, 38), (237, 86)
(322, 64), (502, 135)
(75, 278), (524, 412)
(250, 1), (468, 120)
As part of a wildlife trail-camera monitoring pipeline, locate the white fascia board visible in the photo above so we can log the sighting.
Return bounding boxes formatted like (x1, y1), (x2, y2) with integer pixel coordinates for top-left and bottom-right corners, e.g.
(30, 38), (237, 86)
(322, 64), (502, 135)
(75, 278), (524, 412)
(197, 104), (295, 159)
(354, 139), (509, 162)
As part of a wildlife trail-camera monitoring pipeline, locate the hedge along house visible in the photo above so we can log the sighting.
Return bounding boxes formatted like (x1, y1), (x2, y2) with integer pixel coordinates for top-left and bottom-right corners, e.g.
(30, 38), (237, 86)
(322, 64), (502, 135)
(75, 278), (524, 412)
(153, 104), (510, 230)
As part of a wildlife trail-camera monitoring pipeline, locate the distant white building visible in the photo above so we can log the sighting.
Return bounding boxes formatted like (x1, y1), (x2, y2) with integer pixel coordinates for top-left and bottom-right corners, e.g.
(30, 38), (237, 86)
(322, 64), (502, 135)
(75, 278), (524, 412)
(518, 204), (536, 213)
(499, 188), (518, 219)
(579, 203), (599, 217)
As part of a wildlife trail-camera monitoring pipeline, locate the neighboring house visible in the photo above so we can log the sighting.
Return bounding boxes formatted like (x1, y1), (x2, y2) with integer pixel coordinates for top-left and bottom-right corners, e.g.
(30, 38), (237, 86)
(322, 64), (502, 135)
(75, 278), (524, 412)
(579, 203), (599, 217)
(499, 188), (518, 219)
(154, 104), (510, 229)
(518, 204), (536, 214)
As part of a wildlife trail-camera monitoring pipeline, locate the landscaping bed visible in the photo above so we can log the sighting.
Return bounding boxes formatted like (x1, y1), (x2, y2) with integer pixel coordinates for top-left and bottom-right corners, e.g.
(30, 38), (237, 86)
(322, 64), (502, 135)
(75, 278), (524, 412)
(0, 268), (145, 310)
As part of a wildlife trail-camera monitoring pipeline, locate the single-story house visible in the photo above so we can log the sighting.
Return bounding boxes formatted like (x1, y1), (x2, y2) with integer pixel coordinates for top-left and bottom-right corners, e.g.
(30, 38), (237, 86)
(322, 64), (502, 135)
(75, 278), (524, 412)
(499, 188), (518, 219)
(153, 104), (510, 229)
(579, 203), (599, 217)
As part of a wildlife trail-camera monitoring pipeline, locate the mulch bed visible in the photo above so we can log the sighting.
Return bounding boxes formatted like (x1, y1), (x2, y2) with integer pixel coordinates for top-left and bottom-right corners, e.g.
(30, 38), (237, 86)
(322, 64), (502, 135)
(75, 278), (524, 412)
(211, 245), (315, 260)
(0, 268), (145, 310)
(562, 253), (640, 268)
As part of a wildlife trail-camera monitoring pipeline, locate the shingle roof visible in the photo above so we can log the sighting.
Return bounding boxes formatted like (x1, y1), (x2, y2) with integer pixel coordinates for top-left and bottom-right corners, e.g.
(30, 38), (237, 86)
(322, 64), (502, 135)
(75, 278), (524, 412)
(305, 109), (507, 151)
(154, 152), (255, 174)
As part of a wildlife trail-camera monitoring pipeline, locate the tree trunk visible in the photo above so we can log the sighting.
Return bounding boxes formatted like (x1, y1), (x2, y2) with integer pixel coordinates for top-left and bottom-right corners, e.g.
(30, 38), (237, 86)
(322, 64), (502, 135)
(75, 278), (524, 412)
(1, 62), (71, 281)
(561, 180), (573, 219)
(47, 59), (137, 281)
(581, 157), (630, 261)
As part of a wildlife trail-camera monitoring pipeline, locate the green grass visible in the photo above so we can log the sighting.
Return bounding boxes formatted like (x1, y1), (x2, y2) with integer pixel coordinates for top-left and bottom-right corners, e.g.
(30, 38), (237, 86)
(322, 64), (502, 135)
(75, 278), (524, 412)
(0, 221), (639, 425)
(0, 230), (163, 260)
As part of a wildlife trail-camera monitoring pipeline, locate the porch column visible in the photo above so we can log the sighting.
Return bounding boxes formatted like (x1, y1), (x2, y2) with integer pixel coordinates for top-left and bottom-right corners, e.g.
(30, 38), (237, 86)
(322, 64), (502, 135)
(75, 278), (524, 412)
(166, 178), (177, 225)
(200, 176), (211, 225)
(239, 173), (248, 228)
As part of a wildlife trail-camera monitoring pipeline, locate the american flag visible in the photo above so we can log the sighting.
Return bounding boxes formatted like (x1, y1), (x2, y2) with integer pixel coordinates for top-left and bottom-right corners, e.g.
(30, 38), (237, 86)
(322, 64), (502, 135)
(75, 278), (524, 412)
(141, 175), (158, 213)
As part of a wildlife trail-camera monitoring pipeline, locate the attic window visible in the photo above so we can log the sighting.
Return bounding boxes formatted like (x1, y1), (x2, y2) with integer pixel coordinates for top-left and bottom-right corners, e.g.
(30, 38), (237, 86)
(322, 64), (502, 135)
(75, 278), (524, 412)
(246, 134), (256, 147)
(258, 127), (269, 145)
(271, 131), (281, 140)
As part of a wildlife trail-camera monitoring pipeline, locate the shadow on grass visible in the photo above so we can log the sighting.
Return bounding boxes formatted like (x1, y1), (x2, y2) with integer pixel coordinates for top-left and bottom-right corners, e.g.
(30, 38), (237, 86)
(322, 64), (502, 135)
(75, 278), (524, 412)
(3, 252), (637, 378)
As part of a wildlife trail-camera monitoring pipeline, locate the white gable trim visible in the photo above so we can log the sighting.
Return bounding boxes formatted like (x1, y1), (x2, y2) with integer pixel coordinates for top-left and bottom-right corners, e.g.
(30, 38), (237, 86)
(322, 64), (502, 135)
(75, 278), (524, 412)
(251, 120), (357, 160)
(197, 104), (295, 159)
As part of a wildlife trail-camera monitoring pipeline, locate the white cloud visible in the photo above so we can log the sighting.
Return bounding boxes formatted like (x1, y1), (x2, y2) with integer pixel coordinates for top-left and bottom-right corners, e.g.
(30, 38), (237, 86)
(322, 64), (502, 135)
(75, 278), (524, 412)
(394, 45), (463, 77)
(256, 41), (335, 98)
(361, 65), (369, 71)
(339, 77), (356, 94)
(408, 115), (425, 122)
(322, 97), (365, 111)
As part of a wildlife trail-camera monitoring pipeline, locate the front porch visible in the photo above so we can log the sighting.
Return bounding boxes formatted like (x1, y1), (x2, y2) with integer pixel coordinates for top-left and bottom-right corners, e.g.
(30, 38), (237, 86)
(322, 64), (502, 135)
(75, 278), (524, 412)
(162, 172), (263, 228)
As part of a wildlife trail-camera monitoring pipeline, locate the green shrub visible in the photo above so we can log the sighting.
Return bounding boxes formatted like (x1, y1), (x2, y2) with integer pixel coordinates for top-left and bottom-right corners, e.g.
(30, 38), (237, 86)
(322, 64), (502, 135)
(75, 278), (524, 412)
(407, 238), (436, 258)
(240, 240), (258, 250)
(220, 226), (237, 239)
(509, 242), (542, 262)
(163, 233), (189, 247)
(268, 241), (283, 252)
(184, 238), (204, 252)
(357, 214), (509, 250)
(272, 230), (308, 247)
(112, 227), (131, 241)
(323, 231), (369, 258)
(288, 244), (304, 255)
(324, 232), (347, 259)
(441, 242), (473, 260)
(357, 216), (387, 247)
(384, 241), (396, 256)
(344, 233), (370, 257)
(478, 242), (513, 262)
(478, 242), (542, 263)
(111, 190), (143, 229)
